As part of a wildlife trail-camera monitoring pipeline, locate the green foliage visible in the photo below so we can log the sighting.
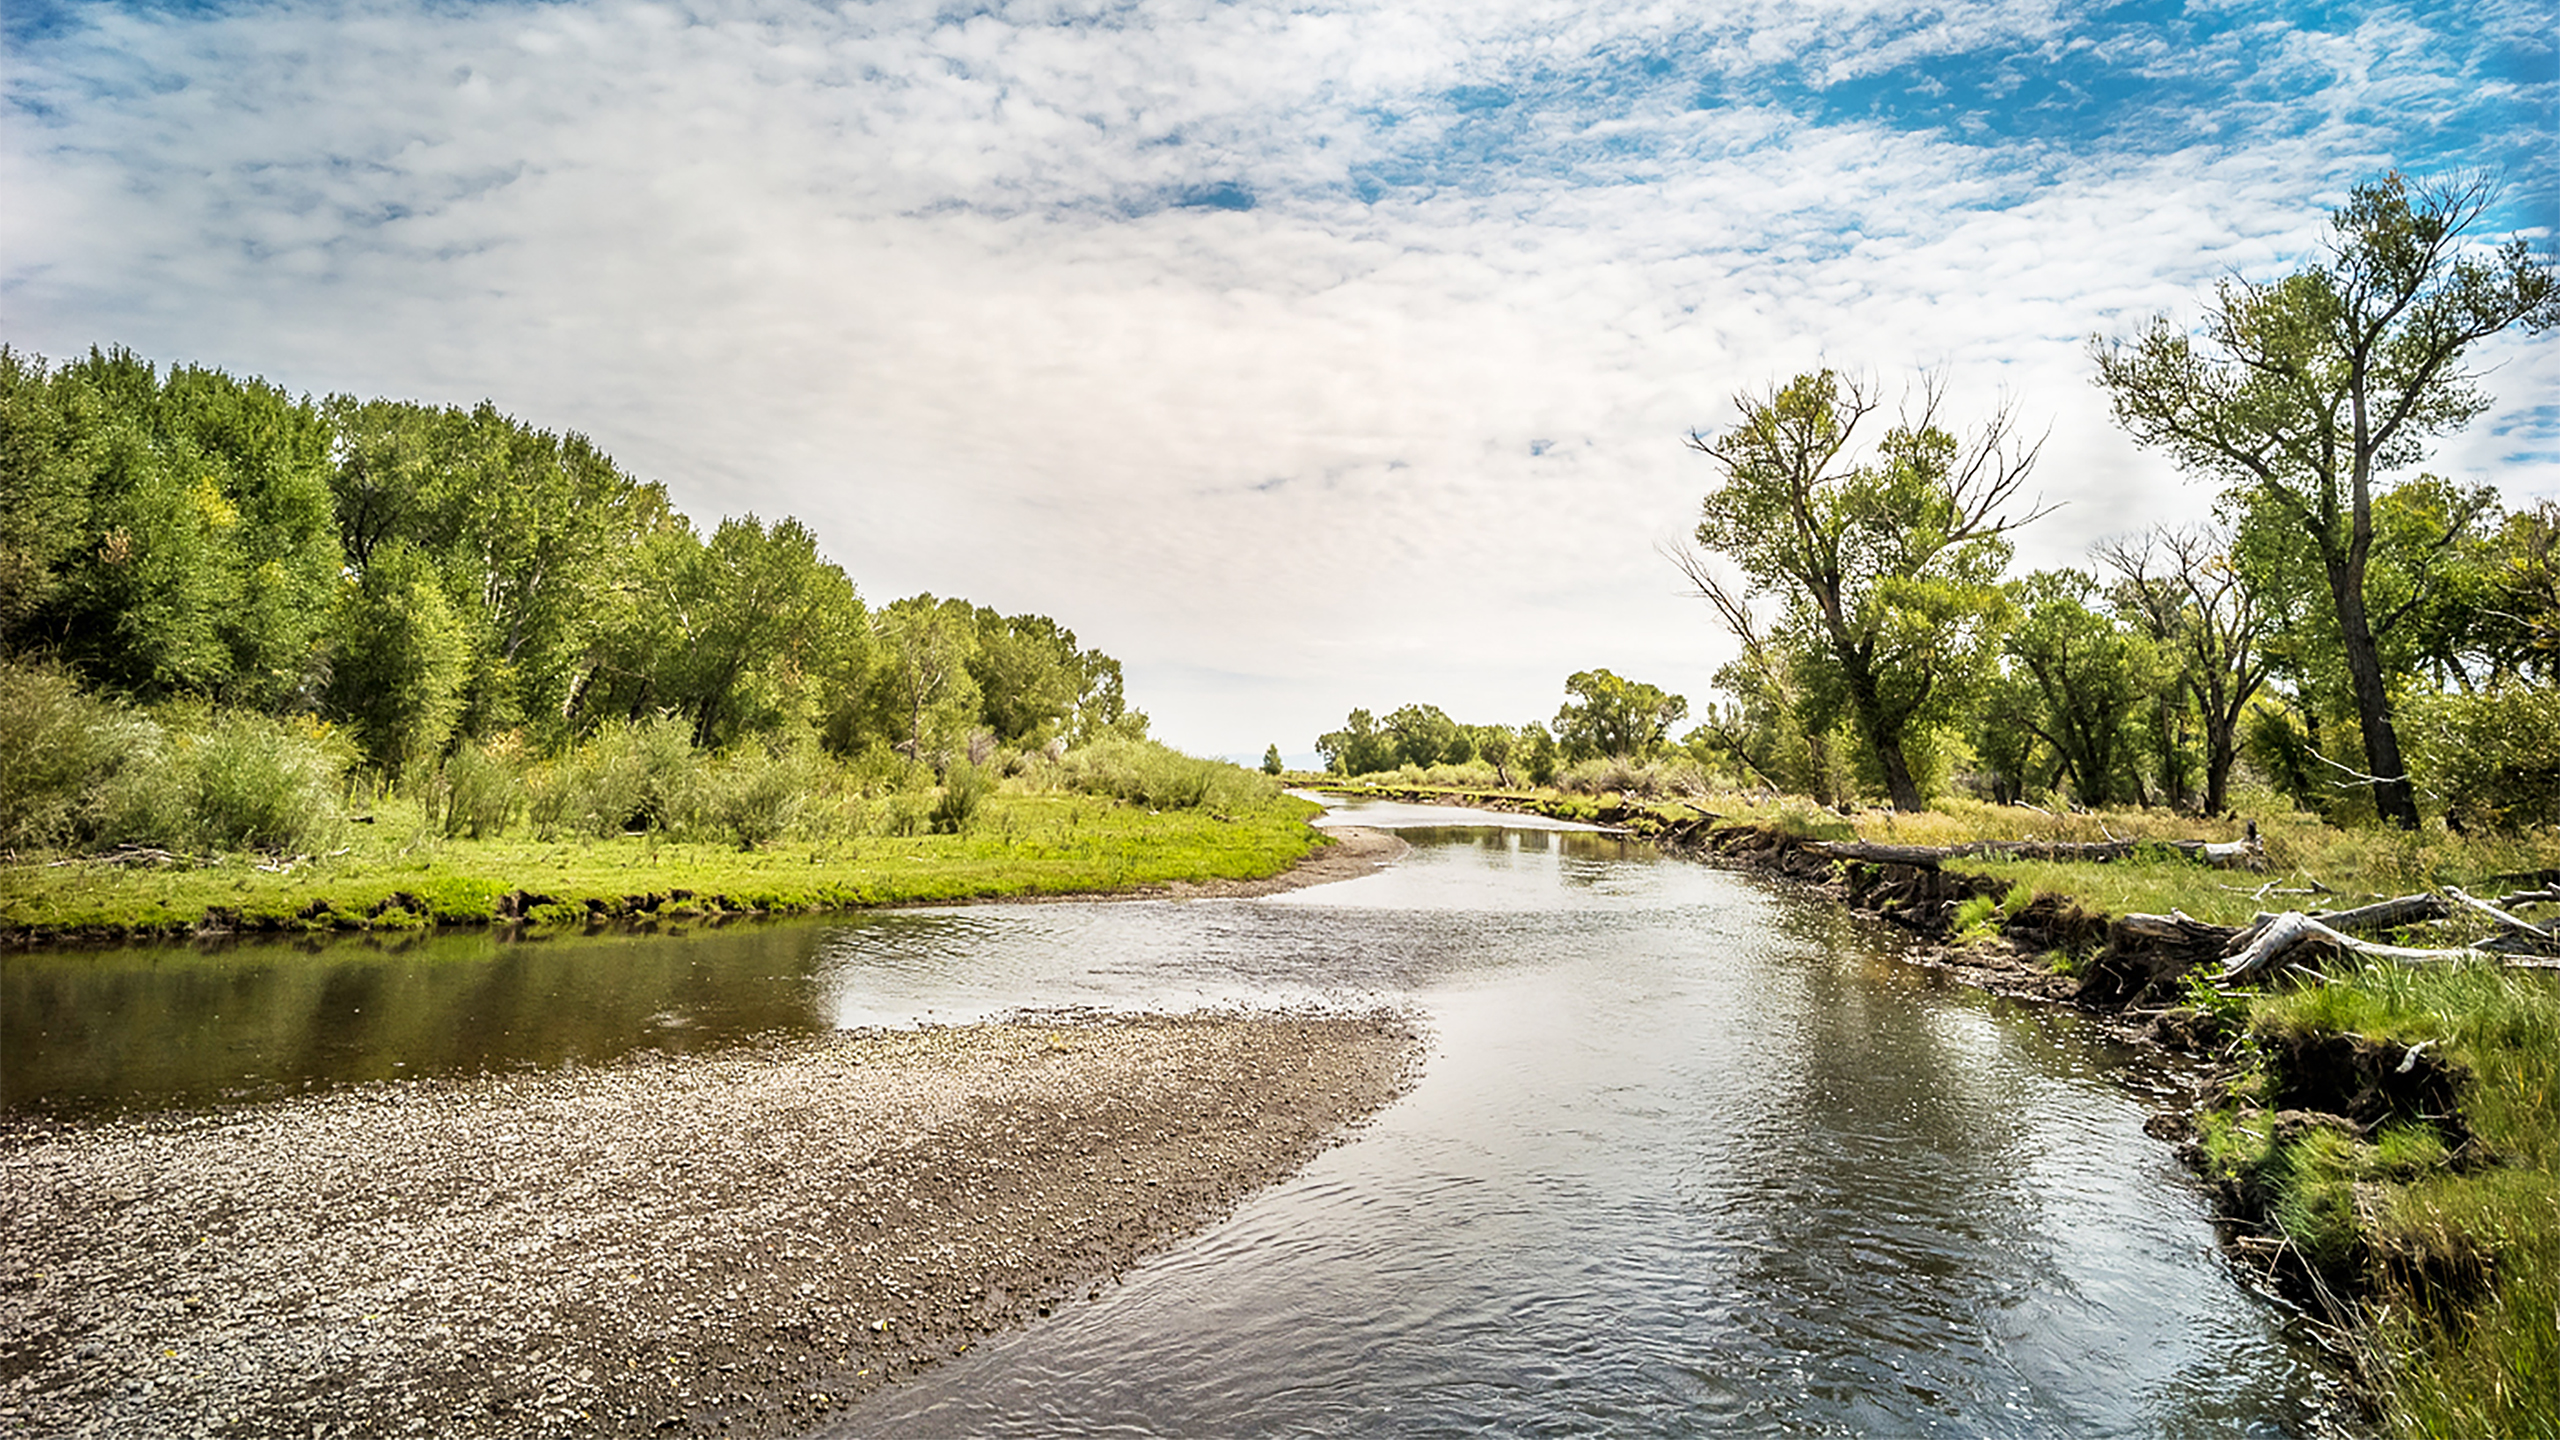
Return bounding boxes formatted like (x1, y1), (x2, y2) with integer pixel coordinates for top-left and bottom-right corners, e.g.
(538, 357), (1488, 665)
(929, 761), (992, 834)
(701, 741), (829, 849)
(2094, 173), (2560, 829)
(0, 659), (147, 850)
(329, 539), (469, 775)
(1315, 708), (1395, 776)
(1686, 369), (2033, 810)
(1951, 893), (2000, 942)
(1058, 736), (1270, 813)
(853, 593), (983, 768)
(1261, 744), (1284, 776)
(526, 715), (698, 840)
(4, 348), (342, 709)
(2402, 682), (2560, 832)
(95, 709), (355, 855)
(1999, 568), (2159, 807)
(438, 734), (525, 840)
(1553, 669), (1688, 761)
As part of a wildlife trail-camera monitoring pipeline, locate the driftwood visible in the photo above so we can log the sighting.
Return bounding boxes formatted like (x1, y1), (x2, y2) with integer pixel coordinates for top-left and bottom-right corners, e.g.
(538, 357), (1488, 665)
(2218, 913), (2498, 980)
(2103, 890), (2560, 985)
(2447, 886), (2559, 947)
(1810, 833), (2264, 872)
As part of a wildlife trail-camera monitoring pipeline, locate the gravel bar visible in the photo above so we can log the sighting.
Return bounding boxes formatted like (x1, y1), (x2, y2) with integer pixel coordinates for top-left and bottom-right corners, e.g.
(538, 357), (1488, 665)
(1, 1009), (1423, 1439)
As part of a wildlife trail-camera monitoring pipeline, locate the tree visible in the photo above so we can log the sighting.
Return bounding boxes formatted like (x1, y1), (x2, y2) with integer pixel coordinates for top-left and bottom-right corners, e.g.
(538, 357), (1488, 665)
(966, 609), (1084, 745)
(12, 349), (341, 710)
(2092, 172), (2558, 827)
(327, 539), (468, 775)
(1315, 708), (1394, 776)
(655, 515), (865, 750)
(862, 594), (982, 769)
(2000, 570), (2158, 808)
(1553, 669), (1688, 762)
(1682, 369), (2041, 810)
(2098, 526), (2271, 815)
(1383, 703), (1467, 769)
(1261, 743), (1284, 776)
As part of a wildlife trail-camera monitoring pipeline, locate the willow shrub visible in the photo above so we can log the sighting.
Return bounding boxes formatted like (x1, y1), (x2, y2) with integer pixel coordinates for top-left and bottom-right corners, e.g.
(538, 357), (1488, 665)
(94, 708), (355, 856)
(0, 660), (146, 851)
(1057, 736), (1273, 813)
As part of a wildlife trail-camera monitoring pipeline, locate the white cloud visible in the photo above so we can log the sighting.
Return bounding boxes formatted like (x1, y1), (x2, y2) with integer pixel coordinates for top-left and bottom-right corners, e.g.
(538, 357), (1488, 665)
(4, 0), (2550, 757)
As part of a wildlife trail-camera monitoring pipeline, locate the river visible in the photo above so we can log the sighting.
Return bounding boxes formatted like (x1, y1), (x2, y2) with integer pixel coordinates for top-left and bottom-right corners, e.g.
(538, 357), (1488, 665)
(2, 798), (2354, 1436)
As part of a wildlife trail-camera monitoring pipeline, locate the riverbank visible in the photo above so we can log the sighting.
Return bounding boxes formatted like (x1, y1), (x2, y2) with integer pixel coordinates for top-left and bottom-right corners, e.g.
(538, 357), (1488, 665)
(0, 792), (1373, 949)
(0, 1009), (1423, 1440)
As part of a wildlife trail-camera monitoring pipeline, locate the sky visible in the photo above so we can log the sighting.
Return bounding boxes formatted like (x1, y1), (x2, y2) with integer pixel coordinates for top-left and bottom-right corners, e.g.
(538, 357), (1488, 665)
(4, 0), (2555, 763)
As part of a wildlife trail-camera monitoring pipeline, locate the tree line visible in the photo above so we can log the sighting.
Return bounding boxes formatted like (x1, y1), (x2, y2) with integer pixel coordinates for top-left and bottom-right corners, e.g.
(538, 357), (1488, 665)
(0, 347), (1147, 781)
(1319, 176), (2560, 831)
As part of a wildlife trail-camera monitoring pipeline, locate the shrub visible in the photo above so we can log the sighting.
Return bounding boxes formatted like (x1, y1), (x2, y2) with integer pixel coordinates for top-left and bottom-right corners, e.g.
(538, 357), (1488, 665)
(527, 716), (696, 839)
(95, 708), (354, 855)
(0, 660), (146, 851)
(2405, 683), (2560, 832)
(704, 741), (827, 849)
(1059, 736), (1267, 812)
(439, 733), (525, 839)
(930, 761), (991, 834)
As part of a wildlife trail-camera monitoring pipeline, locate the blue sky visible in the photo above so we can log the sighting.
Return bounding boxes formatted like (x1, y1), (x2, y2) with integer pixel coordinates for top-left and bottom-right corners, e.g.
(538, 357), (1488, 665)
(5, 0), (2554, 760)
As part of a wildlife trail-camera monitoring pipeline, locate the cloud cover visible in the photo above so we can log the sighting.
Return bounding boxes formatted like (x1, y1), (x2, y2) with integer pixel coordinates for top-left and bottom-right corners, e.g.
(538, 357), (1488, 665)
(6, 0), (2554, 758)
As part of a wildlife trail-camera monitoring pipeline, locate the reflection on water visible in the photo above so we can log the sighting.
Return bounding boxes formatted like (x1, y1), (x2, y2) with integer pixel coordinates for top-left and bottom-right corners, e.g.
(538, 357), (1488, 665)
(6, 800), (2355, 1436)
(1, 924), (840, 1113)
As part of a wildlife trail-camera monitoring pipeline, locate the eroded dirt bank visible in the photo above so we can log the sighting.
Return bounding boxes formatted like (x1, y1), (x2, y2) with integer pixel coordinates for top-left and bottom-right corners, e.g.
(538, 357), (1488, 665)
(0, 1010), (1422, 1439)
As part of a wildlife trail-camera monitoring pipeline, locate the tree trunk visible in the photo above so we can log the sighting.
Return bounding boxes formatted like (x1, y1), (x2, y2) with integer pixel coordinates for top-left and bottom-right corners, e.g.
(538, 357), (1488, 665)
(2325, 554), (2422, 829)
(1835, 646), (1926, 811)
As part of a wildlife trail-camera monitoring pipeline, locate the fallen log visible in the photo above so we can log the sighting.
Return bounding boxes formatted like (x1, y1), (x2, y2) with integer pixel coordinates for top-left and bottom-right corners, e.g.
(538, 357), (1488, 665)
(2219, 912), (2494, 981)
(2447, 886), (2560, 953)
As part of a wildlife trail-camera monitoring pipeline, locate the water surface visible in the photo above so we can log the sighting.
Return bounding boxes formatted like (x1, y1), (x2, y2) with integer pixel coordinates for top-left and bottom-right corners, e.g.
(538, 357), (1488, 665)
(3, 801), (2352, 1436)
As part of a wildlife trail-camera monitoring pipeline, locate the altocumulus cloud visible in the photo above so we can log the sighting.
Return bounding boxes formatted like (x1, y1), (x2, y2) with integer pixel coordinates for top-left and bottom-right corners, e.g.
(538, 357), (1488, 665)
(4, 0), (2553, 756)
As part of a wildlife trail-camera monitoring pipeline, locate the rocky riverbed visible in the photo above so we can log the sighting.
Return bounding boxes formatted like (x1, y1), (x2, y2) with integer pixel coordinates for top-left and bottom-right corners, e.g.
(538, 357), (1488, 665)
(0, 1009), (1422, 1439)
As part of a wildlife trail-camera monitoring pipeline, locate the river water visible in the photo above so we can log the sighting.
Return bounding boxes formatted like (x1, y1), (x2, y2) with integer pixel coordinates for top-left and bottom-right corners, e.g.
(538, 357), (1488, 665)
(3, 799), (2354, 1437)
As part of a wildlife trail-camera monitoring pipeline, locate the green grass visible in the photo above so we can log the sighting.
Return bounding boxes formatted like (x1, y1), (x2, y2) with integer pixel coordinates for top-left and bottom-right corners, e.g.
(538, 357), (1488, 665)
(0, 789), (1328, 940)
(2184, 960), (2560, 1438)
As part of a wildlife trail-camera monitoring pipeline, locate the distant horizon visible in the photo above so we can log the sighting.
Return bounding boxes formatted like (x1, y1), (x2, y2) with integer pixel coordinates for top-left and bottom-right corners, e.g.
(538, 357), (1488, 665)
(8, 0), (2553, 758)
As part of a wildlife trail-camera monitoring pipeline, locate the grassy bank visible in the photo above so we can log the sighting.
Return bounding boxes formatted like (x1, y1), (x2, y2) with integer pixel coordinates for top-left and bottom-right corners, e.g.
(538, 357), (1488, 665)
(1301, 773), (2558, 1435)
(0, 788), (1327, 943)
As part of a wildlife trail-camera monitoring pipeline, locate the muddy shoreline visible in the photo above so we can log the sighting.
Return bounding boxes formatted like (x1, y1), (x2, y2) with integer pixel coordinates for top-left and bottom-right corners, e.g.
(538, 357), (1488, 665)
(0, 1010), (1422, 1440)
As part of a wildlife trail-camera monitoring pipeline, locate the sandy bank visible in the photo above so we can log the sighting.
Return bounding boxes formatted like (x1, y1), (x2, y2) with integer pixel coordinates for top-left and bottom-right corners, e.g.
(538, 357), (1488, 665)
(0, 1010), (1422, 1439)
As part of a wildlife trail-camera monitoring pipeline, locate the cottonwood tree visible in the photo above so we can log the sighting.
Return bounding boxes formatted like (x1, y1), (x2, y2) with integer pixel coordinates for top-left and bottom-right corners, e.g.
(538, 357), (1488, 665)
(2001, 570), (2157, 808)
(2098, 526), (2271, 815)
(2093, 172), (2558, 828)
(1682, 369), (2043, 811)
(1553, 669), (1687, 761)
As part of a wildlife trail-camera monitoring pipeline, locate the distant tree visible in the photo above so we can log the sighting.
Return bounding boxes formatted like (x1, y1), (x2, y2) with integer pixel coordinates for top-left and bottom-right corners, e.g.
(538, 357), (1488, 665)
(1261, 743), (1284, 776)
(2093, 172), (2558, 827)
(967, 609), (1085, 744)
(1383, 703), (1467, 769)
(1553, 669), (1687, 761)
(656, 516), (865, 750)
(1682, 369), (2041, 810)
(1315, 708), (1395, 776)
(10, 348), (341, 709)
(0, 348), (91, 635)
(2098, 526), (2271, 815)
(1522, 722), (1560, 786)
(2000, 570), (2158, 808)
(863, 594), (982, 770)
(2478, 501), (2560, 683)
(327, 539), (468, 775)
(1468, 724), (1521, 787)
